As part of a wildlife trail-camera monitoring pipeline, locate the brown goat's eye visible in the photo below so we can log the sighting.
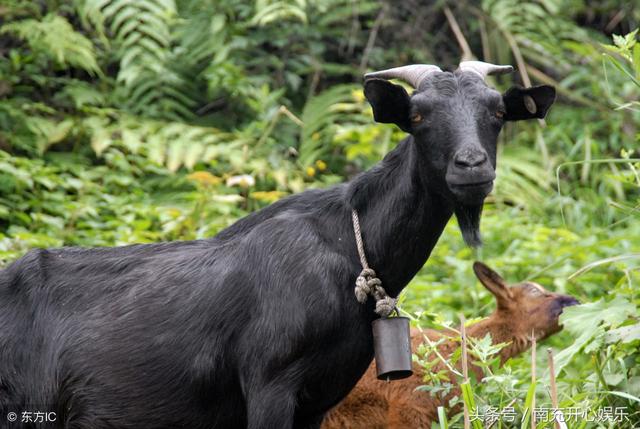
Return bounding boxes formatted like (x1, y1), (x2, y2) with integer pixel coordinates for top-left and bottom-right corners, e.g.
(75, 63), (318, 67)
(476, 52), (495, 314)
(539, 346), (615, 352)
(495, 110), (505, 119)
(411, 113), (423, 123)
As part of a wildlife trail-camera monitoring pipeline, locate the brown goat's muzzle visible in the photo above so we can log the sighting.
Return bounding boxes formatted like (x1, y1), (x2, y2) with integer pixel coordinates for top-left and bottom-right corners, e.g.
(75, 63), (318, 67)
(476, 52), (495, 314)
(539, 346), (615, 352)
(551, 294), (580, 319)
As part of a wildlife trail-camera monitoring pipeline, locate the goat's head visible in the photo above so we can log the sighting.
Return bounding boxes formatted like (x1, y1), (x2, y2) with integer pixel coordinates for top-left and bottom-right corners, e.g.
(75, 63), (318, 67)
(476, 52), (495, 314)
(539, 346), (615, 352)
(364, 62), (556, 246)
(473, 262), (579, 350)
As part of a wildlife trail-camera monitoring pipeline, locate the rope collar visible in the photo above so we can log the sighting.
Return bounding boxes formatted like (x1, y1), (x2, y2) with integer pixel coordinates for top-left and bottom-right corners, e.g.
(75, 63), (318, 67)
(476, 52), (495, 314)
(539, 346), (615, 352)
(351, 210), (396, 317)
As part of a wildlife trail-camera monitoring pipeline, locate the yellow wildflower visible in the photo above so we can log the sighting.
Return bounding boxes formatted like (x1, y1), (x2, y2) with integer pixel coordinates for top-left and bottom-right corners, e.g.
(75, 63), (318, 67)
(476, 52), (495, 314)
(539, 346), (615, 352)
(315, 160), (327, 171)
(187, 171), (221, 186)
(251, 191), (286, 203)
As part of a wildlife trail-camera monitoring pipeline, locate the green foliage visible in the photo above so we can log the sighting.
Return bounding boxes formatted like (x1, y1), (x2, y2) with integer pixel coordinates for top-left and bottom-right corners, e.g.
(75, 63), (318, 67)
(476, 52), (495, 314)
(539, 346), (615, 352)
(83, 113), (253, 171)
(78, 0), (201, 119)
(2, 14), (100, 74)
(299, 84), (364, 167)
(602, 28), (640, 109)
(555, 297), (637, 375)
(251, 0), (307, 26)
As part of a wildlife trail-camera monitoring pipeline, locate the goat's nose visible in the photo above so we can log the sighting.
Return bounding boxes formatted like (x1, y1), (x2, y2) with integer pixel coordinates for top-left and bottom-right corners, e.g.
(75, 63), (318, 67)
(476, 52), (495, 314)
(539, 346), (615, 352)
(559, 296), (580, 307)
(454, 149), (488, 169)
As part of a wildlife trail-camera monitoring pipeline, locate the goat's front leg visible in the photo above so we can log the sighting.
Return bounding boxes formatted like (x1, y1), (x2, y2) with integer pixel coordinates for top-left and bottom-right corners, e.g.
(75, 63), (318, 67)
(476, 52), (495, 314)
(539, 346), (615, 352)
(245, 381), (297, 429)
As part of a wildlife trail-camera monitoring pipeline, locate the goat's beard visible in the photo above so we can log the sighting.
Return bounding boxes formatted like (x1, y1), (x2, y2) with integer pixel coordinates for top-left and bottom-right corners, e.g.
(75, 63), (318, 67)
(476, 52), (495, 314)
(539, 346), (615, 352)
(454, 203), (483, 248)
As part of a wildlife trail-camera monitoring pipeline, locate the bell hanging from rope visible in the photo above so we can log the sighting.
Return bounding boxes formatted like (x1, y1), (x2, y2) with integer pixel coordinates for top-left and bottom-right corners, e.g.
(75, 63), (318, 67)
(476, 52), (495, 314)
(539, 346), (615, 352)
(372, 316), (413, 381)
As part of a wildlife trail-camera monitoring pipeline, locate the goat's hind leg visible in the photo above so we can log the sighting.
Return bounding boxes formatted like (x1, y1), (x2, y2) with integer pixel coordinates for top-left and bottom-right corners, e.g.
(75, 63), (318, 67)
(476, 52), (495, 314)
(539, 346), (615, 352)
(245, 381), (297, 429)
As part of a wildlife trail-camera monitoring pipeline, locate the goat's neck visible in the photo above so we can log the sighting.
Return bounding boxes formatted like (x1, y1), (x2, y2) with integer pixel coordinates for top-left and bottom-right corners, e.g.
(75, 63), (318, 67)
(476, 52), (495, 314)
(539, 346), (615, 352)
(417, 317), (531, 385)
(346, 137), (453, 297)
(464, 316), (532, 363)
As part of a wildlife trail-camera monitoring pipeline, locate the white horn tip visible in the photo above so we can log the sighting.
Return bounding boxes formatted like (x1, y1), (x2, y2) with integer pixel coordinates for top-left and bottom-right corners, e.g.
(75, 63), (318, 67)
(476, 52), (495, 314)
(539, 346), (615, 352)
(459, 61), (514, 78)
(495, 65), (515, 73)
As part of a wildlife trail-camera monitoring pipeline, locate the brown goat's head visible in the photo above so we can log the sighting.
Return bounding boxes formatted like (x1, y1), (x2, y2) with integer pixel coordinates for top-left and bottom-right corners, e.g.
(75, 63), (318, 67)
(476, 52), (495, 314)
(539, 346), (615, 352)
(472, 262), (579, 350)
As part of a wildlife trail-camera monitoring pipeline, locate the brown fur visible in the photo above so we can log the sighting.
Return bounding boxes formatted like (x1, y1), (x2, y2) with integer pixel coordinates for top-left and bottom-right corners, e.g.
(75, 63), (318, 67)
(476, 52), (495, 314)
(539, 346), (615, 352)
(322, 262), (579, 429)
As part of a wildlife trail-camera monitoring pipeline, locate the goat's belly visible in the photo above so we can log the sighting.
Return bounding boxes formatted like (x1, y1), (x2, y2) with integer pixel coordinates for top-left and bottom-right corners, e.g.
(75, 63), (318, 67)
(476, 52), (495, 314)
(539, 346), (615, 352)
(1, 332), (245, 428)
(0, 289), (242, 427)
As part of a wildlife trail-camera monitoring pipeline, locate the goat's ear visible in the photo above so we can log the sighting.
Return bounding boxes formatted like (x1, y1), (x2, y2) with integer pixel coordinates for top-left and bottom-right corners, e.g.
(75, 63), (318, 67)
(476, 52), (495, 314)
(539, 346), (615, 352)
(473, 261), (513, 307)
(502, 85), (556, 121)
(364, 78), (412, 132)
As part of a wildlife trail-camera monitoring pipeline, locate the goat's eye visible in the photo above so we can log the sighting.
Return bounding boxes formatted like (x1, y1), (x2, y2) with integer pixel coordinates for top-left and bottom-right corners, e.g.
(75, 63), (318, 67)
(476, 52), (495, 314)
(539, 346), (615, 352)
(411, 113), (423, 123)
(495, 110), (505, 119)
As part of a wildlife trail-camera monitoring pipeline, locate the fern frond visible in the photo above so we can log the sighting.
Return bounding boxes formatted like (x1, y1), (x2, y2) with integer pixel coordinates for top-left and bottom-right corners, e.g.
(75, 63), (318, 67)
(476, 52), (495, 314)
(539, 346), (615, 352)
(1, 14), (100, 74)
(298, 84), (360, 167)
(252, 0), (307, 26)
(494, 146), (552, 207)
(83, 114), (250, 172)
(482, 0), (592, 69)
(77, 0), (202, 120)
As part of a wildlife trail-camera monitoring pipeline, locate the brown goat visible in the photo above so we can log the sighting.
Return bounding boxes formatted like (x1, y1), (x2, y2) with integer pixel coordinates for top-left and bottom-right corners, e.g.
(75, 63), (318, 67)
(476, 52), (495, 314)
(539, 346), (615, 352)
(322, 262), (579, 429)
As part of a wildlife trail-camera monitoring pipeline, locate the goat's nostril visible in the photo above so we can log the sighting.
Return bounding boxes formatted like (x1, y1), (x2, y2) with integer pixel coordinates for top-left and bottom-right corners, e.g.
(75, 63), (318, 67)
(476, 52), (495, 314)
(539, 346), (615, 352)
(454, 151), (488, 169)
(454, 158), (469, 168)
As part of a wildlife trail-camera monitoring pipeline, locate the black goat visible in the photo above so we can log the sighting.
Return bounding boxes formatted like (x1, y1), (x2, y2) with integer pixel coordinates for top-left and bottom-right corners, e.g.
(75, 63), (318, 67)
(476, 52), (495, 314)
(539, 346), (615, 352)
(0, 62), (555, 429)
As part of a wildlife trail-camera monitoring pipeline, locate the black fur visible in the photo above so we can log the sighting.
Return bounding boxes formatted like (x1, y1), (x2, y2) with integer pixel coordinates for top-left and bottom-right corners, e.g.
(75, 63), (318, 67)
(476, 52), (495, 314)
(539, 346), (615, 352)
(363, 79), (412, 131)
(0, 71), (554, 429)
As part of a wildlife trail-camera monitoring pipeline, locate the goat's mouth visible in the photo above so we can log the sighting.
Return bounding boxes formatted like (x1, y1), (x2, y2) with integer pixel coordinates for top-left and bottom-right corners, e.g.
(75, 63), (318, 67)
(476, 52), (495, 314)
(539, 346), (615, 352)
(550, 296), (580, 318)
(449, 179), (494, 188)
(447, 179), (494, 206)
(446, 168), (496, 203)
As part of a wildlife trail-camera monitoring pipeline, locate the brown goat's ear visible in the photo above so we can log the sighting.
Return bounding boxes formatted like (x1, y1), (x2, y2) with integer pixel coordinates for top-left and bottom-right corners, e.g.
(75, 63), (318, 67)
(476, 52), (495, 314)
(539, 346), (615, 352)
(502, 85), (556, 121)
(364, 78), (412, 132)
(473, 261), (513, 307)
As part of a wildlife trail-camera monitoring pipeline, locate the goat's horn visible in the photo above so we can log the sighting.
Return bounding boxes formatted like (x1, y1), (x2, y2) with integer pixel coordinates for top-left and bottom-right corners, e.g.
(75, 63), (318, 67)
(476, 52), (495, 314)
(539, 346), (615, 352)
(364, 65), (443, 88)
(458, 61), (514, 79)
